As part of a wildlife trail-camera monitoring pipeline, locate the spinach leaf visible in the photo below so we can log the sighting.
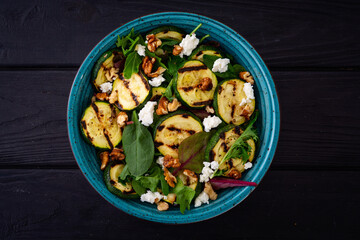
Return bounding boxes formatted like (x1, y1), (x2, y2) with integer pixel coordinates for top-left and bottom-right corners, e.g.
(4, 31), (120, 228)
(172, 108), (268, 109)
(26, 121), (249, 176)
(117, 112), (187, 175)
(175, 132), (213, 174)
(123, 51), (142, 79)
(233, 64), (246, 74)
(122, 111), (154, 176)
(161, 39), (180, 47)
(119, 164), (130, 181)
(160, 175), (170, 195)
(163, 77), (175, 101)
(174, 184), (196, 214)
(131, 179), (146, 195)
(203, 55), (246, 79)
(135, 166), (162, 192)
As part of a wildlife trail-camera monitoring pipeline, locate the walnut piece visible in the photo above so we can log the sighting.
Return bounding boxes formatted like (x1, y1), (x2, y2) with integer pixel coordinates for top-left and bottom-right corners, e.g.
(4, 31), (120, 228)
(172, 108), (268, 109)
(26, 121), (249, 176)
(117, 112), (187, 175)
(105, 67), (119, 82)
(157, 201), (169, 211)
(183, 169), (198, 185)
(142, 56), (156, 77)
(146, 34), (162, 52)
(172, 45), (183, 56)
(239, 71), (254, 85)
(163, 167), (177, 188)
(108, 90), (117, 104)
(199, 77), (213, 91)
(99, 152), (110, 170)
(96, 92), (108, 101)
(204, 182), (218, 200)
(163, 155), (181, 168)
(228, 169), (241, 179)
(240, 104), (254, 120)
(205, 105), (215, 114)
(109, 148), (125, 161)
(168, 98), (182, 112)
(116, 112), (128, 128)
(156, 97), (169, 115)
(147, 67), (166, 78)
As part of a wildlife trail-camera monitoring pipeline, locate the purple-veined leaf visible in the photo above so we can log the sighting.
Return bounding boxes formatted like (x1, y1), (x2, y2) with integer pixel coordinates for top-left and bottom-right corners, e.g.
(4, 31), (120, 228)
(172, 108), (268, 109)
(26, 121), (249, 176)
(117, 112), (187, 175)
(209, 177), (257, 190)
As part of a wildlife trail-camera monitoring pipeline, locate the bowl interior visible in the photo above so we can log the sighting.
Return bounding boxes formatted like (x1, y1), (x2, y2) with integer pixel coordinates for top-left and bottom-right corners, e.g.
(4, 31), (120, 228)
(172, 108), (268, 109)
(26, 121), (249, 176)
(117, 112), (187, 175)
(67, 12), (280, 224)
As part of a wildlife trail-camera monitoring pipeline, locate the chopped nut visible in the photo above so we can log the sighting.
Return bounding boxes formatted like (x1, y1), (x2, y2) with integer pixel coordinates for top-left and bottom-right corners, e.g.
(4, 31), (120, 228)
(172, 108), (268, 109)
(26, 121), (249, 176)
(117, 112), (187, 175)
(142, 56), (156, 76)
(228, 169), (241, 179)
(116, 112), (128, 127)
(204, 182), (218, 200)
(108, 90), (117, 104)
(147, 67), (166, 78)
(163, 155), (181, 168)
(183, 169), (198, 185)
(146, 34), (162, 52)
(109, 148), (125, 161)
(239, 71), (254, 85)
(156, 97), (169, 115)
(164, 167), (177, 188)
(240, 104), (254, 120)
(172, 45), (183, 56)
(99, 151), (109, 170)
(205, 105), (215, 114)
(105, 67), (119, 82)
(199, 77), (213, 91)
(95, 92), (108, 101)
(157, 201), (169, 211)
(167, 98), (182, 112)
(165, 193), (176, 204)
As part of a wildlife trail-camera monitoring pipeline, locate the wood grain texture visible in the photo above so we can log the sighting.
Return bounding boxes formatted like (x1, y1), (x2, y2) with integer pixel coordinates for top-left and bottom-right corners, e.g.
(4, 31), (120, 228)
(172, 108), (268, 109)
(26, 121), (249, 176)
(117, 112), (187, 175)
(1, 70), (359, 168)
(0, 0), (359, 67)
(0, 169), (358, 239)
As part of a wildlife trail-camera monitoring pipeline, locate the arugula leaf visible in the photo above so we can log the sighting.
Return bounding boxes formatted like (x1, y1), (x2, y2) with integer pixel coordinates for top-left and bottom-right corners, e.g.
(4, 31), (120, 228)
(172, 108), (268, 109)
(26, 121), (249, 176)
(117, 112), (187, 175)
(163, 77), (175, 101)
(214, 112), (259, 176)
(123, 51), (142, 79)
(175, 132), (213, 174)
(203, 55), (247, 79)
(122, 111), (154, 176)
(123, 36), (140, 57)
(167, 56), (185, 77)
(161, 39), (180, 47)
(131, 179), (146, 195)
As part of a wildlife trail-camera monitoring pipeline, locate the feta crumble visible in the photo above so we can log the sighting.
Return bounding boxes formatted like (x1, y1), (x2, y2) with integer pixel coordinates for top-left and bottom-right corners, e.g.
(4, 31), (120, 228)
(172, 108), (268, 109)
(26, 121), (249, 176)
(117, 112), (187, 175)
(194, 191), (209, 207)
(212, 58), (230, 73)
(138, 101), (157, 126)
(99, 82), (112, 93)
(239, 98), (252, 107)
(135, 44), (146, 56)
(203, 115), (222, 132)
(179, 33), (199, 58)
(156, 156), (164, 169)
(140, 190), (165, 204)
(199, 161), (219, 183)
(149, 74), (166, 87)
(244, 162), (253, 170)
(243, 82), (255, 100)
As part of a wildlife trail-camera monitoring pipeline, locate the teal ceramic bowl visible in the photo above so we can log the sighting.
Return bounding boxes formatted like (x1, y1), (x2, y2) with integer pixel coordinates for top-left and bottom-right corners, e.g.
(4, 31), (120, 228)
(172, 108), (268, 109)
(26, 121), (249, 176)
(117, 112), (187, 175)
(67, 12), (280, 224)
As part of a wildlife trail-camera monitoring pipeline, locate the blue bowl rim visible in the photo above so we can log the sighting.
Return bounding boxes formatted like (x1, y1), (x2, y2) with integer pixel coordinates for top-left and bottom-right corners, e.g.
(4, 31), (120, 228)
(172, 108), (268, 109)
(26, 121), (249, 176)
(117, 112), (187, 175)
(67, 12), (280, 224)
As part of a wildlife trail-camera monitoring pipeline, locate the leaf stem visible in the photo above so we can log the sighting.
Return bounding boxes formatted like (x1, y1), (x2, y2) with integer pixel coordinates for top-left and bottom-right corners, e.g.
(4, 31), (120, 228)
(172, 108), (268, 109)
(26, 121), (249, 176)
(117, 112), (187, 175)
(190, 23), (202, 35)
(199, 34), (210, 43)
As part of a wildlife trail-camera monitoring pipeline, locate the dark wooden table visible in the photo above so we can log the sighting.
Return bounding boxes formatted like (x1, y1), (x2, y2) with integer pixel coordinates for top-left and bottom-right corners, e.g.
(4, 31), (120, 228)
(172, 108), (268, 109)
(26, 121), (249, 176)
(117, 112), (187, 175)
(1, 0), (359, 239)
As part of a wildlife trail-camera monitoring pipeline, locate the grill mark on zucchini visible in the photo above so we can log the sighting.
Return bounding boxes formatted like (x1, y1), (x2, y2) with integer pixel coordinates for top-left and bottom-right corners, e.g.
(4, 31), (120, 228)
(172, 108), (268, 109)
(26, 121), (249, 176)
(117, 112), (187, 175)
(139, 73), (150, 90)
(167, 144), (179, 150)
(110, 180), (116, 185)
(219, 132), (225, 140)
(181, 86), (194, 92)
(234, 126), (242, 135)
(182, 114), (189, 118)
(178, 65), (208, 73)
(195, 51), (203, 57)
(120, 75), (140, 106)
(193, 100), (212, 106)
(167, 126), (196, 135)
(91, 102), (99, 115)
(115, 102), (124, 110)
(157, 125), (165, 131)
(228, 159), (234, 168)
(231, 105), (235, 118)
(130, 92), (139, 105)
(81, 120), (87, 130)
(103, 129), (114, 149)
(154, 141), (164, 147)
(218, 86), (223, 94)
(210, 150), (215, 162)
(221, 142), (229, 152)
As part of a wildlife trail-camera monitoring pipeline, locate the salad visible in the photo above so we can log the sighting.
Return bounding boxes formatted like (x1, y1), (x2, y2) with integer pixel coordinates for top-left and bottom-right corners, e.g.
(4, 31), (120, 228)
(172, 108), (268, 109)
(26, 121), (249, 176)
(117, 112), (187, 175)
(80, 24), (259, 213)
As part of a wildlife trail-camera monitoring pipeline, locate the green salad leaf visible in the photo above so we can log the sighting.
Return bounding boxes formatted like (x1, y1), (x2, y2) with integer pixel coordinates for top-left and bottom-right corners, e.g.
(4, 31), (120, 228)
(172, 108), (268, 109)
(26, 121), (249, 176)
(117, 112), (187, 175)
(116, 28), (140, 56)
(135, 166), (162, 192)
(172, 178), (196, 214)
(122, 111), (154, 177)
(123, 51), (142, 79)
(131, 179), (146, 195)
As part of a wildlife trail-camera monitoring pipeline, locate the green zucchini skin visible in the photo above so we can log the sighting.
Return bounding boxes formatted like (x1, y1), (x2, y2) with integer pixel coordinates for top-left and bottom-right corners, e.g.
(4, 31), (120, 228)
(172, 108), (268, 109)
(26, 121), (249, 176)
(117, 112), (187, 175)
(153, 111), (203, 158)
(189, 45), (224, 62)
(80, 101), (122, 150)
(174, 60), (217, 109)
(147, 26), (185, 41)
(103, 163), (139, 199)
(213, 79), (255, 125)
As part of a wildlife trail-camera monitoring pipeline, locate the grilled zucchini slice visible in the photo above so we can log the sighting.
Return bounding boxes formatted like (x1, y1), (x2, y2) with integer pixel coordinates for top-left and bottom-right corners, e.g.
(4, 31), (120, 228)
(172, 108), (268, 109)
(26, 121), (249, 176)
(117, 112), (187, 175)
(205, 125), (256, 177)
(214, 79), (255, 125)
(150, 87), (166, 101)
(147, 26), (185, 41)
(174, 60), (217, 108)
(109, 72), (151, 111)
(154, 112), (203, 158)
(104, 163), (138, 199)
(92, 49), (124, 91)
(190, 46), (223, 62)
(80, 101), (122, 150)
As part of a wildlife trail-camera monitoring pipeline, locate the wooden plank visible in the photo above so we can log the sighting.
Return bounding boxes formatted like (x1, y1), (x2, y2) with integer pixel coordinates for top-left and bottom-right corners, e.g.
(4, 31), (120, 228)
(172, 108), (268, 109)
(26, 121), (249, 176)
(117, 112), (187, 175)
(0, 0), (359, 67)
(0, 169), (358, 239)
(0, 70), (359, 168)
